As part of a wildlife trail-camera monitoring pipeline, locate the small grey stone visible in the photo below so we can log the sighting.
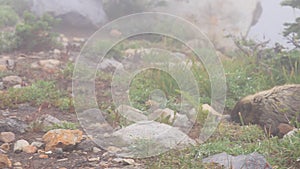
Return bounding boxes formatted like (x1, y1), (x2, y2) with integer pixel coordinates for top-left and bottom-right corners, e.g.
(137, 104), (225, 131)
(31, 141), (44, 149)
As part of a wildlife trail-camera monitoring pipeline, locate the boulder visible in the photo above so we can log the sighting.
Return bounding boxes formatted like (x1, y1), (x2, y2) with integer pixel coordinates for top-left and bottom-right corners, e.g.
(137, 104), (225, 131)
(42, 129), (83, 151)
(31, 0), (107, 28)
(231, 84), (300, 136)
(202, 152), (272, 169)
(112, 121), (196, 157)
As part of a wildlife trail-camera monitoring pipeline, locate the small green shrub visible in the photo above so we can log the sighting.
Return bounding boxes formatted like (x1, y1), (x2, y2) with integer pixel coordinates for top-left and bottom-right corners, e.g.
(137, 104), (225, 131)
(15, 11), (60, 52)
(45, 121), (78, 131)
(0, 80), (68, 109)
(0, 31), (18, 53)
(0, 5), (18, 28)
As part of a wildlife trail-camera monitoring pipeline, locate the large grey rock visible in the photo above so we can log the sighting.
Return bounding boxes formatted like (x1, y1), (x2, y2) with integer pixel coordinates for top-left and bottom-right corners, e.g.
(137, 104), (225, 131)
(31, 0), (107, 28)
(202, 152), (272, 169)
(112, 121), (196, 157)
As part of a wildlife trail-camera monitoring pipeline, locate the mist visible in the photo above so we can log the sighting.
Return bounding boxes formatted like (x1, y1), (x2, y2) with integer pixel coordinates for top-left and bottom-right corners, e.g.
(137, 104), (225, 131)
(249, 0), (300, 48)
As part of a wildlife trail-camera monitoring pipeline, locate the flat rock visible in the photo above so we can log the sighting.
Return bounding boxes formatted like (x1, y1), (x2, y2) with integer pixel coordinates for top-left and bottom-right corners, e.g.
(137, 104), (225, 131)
(38, 59), (61, 73)
(202, 152), (272, 169)
(0, 118), (29, 134)
(37, 114), (62, 127)
(116, 105), (148, 122)
(43, 129), (83, 151)
(0, 132), (16, 143)
(3, 75), (22, 87)
(112, 121), (196, 157)
(0, 154), (12, 168)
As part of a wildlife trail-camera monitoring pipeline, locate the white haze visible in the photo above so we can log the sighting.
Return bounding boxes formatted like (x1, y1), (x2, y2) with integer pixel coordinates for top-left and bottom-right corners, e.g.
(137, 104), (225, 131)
(248, 0), (300, 48)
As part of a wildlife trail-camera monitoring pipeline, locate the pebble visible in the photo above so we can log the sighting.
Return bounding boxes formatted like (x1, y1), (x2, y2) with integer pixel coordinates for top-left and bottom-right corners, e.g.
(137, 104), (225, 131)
(88, 157), (100, 162)
(13, 162), (22, 166)
(92, 147), (101, 153)
(39, 154), (49, 159)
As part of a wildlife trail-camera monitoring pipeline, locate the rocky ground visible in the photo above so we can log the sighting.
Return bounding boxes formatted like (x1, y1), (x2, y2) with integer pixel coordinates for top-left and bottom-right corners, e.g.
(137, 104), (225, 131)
(0, 31), (299, 169)
(0, 33), (150, 169)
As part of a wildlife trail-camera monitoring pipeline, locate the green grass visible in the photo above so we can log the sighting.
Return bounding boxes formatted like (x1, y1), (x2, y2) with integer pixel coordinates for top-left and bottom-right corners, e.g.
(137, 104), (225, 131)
(0, 80), (71, 110)
(145, 122), (300, 169)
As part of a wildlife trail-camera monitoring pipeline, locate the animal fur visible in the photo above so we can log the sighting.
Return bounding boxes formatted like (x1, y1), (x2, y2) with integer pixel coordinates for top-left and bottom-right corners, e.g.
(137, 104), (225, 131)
(231, 84), (300, 136)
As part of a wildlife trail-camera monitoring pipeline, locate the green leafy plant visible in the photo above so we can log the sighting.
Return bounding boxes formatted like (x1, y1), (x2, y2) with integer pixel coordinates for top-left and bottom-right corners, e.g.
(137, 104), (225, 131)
(0, 80), (69, 109)
(45, 121), (78, 131)
(15, 11), (60, 52)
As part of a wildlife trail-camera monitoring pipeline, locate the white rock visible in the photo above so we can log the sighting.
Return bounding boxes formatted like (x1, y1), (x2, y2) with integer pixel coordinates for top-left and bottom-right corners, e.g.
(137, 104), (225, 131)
(92, 147), (101, 153)
(112, 121), (196, 157)
(14, 139), (30, 153)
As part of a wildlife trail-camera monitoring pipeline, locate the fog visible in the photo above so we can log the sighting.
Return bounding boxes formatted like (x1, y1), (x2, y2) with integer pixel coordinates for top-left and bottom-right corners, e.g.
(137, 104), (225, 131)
(249, 0), (300, 48)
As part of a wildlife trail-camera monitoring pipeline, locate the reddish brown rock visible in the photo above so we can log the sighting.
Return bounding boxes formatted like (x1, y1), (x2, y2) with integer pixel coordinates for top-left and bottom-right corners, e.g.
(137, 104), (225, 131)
(0, 154), (12, 168)
(231, 84), (300, 136)
(23, 145), (37, 154)
(0, 132), (16, 143)
(42, 129), (83, 151)
(39, 154), (49, 159)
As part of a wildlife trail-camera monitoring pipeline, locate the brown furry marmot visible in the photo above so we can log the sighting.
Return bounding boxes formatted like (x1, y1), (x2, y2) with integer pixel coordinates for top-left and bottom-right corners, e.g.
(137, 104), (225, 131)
(231, 84), (300, 137)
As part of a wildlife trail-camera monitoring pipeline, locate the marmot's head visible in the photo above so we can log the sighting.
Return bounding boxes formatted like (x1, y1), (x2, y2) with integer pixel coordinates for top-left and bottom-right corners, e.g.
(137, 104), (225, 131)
(231, 95), (257, 124)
